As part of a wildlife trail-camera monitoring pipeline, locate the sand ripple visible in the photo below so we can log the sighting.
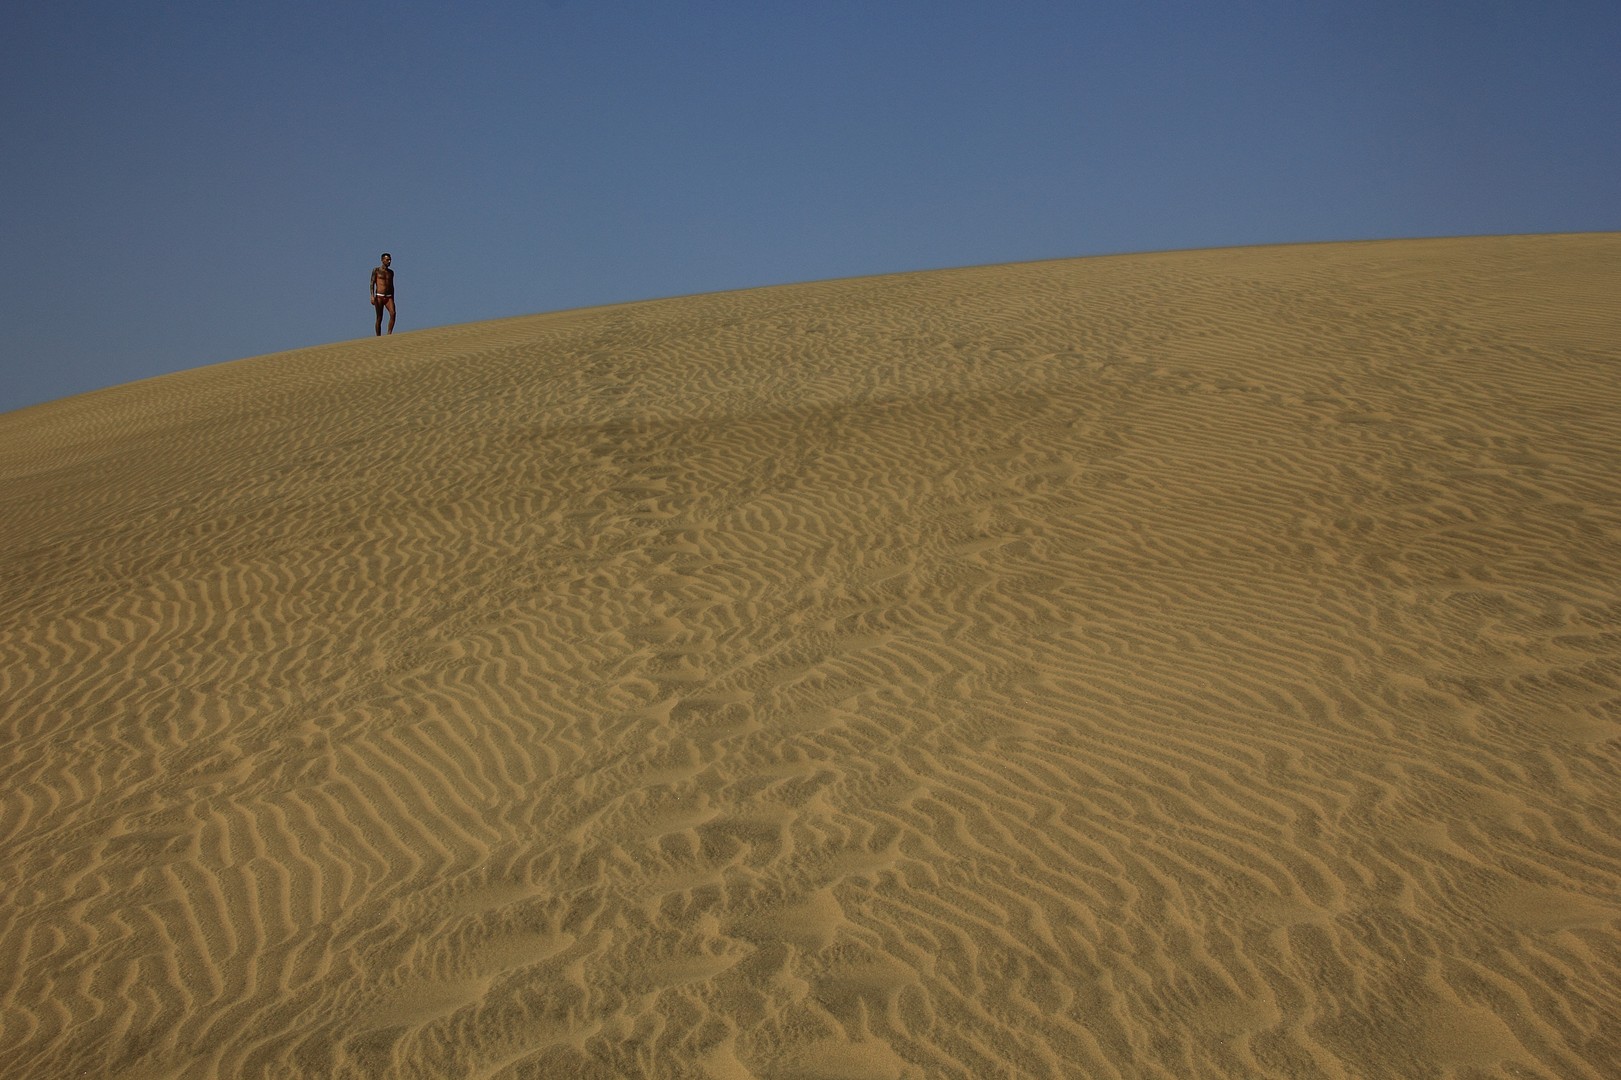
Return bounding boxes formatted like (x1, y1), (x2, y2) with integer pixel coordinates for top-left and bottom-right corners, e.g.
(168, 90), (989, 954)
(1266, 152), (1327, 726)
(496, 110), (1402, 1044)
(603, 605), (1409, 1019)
(3, 235), (1620, 1078)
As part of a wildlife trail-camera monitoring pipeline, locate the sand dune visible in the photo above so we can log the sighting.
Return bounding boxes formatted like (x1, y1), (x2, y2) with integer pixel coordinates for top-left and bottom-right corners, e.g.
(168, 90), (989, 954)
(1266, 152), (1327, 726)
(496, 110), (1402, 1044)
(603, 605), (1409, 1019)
(2, 234), (1620, 1078)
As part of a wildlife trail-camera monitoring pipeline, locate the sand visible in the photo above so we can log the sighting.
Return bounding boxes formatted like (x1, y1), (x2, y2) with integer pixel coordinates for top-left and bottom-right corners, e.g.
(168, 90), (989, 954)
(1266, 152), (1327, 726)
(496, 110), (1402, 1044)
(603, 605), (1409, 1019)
(2, 234), (1619, 1078)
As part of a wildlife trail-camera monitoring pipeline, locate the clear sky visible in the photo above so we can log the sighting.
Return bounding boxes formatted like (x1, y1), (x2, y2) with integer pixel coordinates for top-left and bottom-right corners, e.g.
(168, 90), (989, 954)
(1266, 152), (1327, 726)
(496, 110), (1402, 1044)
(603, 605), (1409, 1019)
(3, 1), (1617, 416)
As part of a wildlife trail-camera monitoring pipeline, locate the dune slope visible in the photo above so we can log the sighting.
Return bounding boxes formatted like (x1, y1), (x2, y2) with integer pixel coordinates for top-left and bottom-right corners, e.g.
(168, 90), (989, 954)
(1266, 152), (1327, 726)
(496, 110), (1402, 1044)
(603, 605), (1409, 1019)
(3, 235), (1620, 1079)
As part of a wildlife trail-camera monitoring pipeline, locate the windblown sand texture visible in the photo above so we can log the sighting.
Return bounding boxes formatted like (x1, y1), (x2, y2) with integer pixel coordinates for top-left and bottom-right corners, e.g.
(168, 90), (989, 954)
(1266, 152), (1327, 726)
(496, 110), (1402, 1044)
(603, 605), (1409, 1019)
(3, 235), (1621, 1079)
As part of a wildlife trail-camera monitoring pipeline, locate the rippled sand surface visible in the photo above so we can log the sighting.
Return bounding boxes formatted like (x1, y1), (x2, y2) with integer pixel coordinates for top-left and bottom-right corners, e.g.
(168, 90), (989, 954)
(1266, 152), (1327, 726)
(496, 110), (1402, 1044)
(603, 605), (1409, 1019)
(3, 235), (1620, 1079)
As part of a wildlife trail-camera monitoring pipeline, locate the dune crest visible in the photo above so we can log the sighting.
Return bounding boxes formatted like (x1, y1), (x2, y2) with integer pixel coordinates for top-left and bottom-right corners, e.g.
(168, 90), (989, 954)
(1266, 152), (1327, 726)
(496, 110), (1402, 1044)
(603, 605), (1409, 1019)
(3, 235), (1620, 1078)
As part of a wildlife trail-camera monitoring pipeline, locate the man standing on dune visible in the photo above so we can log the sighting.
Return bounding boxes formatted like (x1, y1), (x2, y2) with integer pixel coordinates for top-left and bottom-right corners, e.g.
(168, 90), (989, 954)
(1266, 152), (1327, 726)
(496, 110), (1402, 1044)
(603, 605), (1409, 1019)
(370, 252), (396, 335)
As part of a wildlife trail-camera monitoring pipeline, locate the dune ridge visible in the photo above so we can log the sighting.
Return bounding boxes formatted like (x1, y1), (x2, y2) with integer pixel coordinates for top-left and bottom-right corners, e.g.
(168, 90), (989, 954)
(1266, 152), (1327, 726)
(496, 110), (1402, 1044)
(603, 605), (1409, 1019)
(2, 234), (1620, 1078)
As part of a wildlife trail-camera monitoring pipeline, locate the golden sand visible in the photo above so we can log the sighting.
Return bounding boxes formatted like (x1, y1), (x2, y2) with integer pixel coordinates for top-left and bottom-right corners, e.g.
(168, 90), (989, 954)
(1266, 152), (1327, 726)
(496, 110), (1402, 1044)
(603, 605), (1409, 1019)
(2, 234), (1619, 1078)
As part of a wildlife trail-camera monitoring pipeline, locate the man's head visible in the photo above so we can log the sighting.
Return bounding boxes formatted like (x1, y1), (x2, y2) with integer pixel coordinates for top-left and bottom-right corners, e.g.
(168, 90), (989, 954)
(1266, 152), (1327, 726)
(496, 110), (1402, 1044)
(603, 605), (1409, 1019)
(381, 253), (391, 265)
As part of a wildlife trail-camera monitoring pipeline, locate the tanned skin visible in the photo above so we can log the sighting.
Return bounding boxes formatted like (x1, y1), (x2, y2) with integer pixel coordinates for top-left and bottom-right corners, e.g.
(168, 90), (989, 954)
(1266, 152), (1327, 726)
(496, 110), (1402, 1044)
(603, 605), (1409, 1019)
(370, 253), (396, 335)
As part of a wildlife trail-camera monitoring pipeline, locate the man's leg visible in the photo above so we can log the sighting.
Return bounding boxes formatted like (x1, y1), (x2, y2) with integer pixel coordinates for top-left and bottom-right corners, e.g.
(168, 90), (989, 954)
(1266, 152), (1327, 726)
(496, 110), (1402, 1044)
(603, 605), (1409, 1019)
(374, 300), (384, 336)
(385, 297), (396, 334)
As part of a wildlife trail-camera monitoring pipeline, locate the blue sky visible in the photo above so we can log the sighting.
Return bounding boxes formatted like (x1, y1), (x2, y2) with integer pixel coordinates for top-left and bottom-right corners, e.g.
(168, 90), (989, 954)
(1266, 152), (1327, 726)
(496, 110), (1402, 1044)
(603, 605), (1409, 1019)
(3, 1), (1617, 416)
